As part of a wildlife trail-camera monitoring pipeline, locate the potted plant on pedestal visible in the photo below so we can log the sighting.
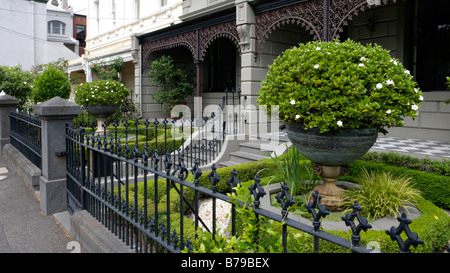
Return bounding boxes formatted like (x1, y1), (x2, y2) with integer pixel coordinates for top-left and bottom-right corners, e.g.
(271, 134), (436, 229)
(148, 55), (194, 118)
(258, 39), (423, 210)
(74, 80), (130, 134)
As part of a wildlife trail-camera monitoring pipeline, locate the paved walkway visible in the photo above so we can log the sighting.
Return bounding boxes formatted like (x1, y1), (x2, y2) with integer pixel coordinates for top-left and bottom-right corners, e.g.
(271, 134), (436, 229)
(370, 136), (450, 160)
(0, 155), (74, 253)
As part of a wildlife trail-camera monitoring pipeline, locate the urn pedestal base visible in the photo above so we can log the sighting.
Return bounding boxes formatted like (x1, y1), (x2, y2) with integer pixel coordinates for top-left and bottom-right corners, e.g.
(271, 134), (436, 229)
(312, 164), (350, 211)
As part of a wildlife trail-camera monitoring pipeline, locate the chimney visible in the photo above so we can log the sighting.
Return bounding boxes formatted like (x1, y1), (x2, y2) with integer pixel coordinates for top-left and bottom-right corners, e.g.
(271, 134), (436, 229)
(61, 0), (69, 9)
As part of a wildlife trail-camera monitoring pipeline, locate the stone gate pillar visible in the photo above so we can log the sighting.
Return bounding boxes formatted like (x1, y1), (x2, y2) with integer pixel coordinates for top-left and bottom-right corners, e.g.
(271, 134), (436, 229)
(34, 97), (80, 215)
(0, 92), (19, 156)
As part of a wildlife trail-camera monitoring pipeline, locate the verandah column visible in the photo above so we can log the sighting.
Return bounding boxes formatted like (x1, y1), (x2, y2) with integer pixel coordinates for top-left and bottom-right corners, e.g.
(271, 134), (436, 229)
(236, 0), (277, 142)
(34, 97), (80, 215)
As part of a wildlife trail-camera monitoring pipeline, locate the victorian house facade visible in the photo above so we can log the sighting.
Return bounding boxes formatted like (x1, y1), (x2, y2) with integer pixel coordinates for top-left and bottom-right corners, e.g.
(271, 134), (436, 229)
(73, 0), (450, 142)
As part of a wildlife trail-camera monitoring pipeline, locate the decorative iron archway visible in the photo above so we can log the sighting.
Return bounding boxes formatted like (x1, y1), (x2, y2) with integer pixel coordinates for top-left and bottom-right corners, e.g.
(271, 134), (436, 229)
(253, 0), (398, 58)
(141, 19), (240, 69)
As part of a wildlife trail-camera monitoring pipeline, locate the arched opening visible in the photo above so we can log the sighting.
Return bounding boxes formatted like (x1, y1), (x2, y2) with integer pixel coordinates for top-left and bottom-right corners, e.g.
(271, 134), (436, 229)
(142, 46), (196, 119)
(202, 37), (239, 93)
(260, 22), (314, 64)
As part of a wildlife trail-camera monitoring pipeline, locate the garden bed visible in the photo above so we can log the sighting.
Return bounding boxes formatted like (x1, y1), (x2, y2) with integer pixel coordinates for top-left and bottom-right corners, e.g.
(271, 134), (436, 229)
(106, 150), (450, 253)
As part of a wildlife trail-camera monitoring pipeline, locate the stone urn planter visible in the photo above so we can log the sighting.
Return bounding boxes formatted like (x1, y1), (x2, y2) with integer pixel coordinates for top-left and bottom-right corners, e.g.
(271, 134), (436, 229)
(285, 123), (378, 211)
(83, 105), (119, 177)
(84, 105), (120, 134)
(257, 40), (424, 211)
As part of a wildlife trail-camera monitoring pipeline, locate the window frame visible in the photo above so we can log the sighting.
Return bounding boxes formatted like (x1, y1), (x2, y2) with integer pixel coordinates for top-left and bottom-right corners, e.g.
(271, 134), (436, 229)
(47, 20), (66, 36)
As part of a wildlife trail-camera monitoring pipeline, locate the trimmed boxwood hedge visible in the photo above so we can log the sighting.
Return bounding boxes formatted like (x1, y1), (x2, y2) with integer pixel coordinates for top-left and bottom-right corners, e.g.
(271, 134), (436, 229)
(111, 149), (450, 253)
(232, 160), (450, 253)
(343, 160), (450, 210)
(316, 196), (450, 253)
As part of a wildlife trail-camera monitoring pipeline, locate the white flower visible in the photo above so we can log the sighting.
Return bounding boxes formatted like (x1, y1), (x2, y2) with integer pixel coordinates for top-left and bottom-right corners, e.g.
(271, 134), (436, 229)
(337, 120), (343, 127)
(414, 88), (419, 93)
(290, 99), (296, 105)
(24, 81), (27, 84)
(405, 70), (410, 74)
(376, 83), (383, 89)
(386, 80), (394, 85)
(295, 114), (300, 119)
(314, 64), (319, 69)
(360, 57), (366, 61)
(386, 109), (391, 114)
(411, 104), (419, 111)
(358, 63), (365, 67)
(419, 95), (424, 101)
(316, 47), (321, 51)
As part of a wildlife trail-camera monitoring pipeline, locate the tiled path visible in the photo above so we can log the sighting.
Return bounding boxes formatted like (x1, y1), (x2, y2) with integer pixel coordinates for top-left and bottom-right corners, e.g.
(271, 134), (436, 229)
(370, 136), (450, 160)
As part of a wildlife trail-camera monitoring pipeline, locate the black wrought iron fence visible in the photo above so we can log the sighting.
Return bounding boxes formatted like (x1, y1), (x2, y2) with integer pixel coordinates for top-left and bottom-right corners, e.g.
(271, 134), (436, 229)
(9, 110), (42, 169)
(65, 124), (424, 253)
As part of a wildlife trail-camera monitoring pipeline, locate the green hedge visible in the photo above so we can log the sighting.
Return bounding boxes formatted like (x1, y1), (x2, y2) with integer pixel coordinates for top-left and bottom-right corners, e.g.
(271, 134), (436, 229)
(184, 158), (278, 194)
(123, 138), (184, 156)
(318, 196), (450, 253)
(234, 175), (449, 253)
(344, 160), (450, 209)
(361, 151), (449, 176)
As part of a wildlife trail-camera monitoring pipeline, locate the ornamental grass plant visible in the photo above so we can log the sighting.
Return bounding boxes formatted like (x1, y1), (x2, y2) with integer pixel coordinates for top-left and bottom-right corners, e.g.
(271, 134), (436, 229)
(344, 168), (422, 220)
(258, 39), (424, 134)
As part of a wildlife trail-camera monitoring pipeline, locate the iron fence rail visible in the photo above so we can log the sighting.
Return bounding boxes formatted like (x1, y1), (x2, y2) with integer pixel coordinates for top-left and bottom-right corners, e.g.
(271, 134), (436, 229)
(65, 123), (424, 253)
(9, 110), (42, 169)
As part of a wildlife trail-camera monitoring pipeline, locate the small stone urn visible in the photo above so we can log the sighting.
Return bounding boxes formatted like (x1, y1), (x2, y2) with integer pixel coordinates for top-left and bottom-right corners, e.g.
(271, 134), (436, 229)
(84, 105), (120, 134)
(285, 123), (378, 211)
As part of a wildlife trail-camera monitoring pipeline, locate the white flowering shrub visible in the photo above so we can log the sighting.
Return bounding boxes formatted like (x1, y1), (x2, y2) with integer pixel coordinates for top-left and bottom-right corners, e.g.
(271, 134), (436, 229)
(258, 39), (423, 133)
(74, 80), (129, 106)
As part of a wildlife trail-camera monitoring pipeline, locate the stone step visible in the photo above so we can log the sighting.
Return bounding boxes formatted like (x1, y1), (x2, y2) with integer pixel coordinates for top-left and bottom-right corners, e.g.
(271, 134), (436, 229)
(251, 132), (290, 143)
(229, 151), (270, 164)
(239, 141), (286, 155)
(219, 160), (240, 168)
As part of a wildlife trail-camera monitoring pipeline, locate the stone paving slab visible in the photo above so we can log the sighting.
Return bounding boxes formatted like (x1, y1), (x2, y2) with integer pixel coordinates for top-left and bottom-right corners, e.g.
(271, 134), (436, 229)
(371, 136), (450, 160)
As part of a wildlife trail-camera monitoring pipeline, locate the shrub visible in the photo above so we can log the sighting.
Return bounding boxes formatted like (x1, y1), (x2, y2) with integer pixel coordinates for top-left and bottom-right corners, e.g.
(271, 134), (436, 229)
(343, 168), (422, 219)
(258, 39), (423, 134)
(74, 80), (129, 106)
(0, 65), (35, 110)
(90, 57), (124, 81)
(262, 146), (319, 196)
(32, 64), (71, 103)
(149, 55), (194, 108)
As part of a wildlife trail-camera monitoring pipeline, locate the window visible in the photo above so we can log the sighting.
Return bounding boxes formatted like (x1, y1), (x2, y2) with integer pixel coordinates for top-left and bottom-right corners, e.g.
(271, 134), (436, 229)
(76, 25), (86, 45)
(47, 21), (66, 36)
(161, 0), (167, 7)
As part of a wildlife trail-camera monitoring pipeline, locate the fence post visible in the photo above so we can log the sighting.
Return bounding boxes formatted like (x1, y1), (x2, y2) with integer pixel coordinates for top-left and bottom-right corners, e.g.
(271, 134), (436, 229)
(34, 97), (80, 215)
(0, 92), (19, 156)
